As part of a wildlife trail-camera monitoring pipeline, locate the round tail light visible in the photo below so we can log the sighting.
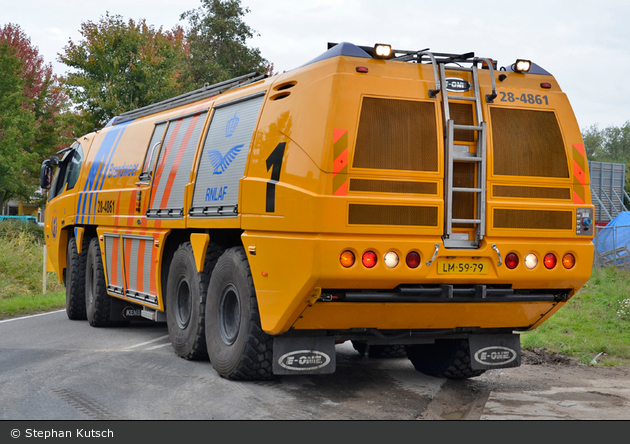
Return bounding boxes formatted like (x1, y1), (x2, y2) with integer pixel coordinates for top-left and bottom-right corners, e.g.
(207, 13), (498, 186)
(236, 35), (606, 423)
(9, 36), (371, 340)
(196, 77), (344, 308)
(505, 253), (519, 269)
(384, 251), (399, 268)
(362, 251), (377, 268)
(406, 251), (421, 269)
(544, 253), (557, 269)
(340, 250), (355, 268)
(524, 253), (538, 270)
(562, 253), (575, 269)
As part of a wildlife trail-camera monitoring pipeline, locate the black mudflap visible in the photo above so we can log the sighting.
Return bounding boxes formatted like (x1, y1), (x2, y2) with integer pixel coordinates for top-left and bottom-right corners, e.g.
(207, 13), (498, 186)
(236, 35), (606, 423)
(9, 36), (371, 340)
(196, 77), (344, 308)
(273, 336), (336, 375)
(468, 334), (521, 371)
(108, 297), (144, 322)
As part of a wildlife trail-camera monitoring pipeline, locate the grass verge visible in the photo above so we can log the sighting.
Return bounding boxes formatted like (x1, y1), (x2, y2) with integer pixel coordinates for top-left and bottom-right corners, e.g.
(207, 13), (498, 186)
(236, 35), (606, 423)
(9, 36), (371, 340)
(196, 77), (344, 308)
(521, 266), (630, 366)
(0, 220), (65, 320)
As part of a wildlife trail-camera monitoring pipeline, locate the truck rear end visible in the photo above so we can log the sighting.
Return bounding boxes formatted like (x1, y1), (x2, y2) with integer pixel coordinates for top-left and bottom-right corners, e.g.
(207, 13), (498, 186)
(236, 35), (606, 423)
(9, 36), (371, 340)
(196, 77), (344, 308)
(239, 43), (593, 377)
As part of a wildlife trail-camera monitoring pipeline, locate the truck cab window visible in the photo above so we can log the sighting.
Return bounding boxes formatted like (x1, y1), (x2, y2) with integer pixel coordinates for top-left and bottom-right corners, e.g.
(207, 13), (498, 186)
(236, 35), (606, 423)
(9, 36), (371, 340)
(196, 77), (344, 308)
(48, 143), (83, 201)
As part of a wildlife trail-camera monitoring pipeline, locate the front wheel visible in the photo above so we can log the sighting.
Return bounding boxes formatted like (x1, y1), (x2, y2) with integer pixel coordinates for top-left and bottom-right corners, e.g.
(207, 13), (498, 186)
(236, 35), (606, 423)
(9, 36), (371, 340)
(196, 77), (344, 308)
(205, 247), (273, 380)
(405, 339), (486, 379)
(65, 236), (89, 320)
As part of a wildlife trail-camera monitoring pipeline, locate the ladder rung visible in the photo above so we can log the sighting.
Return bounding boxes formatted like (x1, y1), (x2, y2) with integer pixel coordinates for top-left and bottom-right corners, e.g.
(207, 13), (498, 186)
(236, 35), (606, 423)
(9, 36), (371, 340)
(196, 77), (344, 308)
(446, 66), (473, 73)
(453, 187), (483, 193)
(454, 124), (483, 131)
(448, 96), (477, 102)
(453, 155), (482, 162)
(453, 218), (482, 224)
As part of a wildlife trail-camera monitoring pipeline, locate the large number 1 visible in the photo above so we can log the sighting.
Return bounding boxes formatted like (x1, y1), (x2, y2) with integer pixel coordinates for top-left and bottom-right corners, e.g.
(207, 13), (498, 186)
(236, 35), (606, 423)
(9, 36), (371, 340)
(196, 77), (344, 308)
(265, 142), (286, 212)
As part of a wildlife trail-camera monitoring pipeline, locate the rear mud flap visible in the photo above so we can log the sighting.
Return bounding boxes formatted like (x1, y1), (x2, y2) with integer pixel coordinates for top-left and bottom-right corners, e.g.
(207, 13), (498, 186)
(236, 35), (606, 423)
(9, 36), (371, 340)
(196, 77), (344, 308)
(273, 336), (336, 375)
(468, 334), (521, 371)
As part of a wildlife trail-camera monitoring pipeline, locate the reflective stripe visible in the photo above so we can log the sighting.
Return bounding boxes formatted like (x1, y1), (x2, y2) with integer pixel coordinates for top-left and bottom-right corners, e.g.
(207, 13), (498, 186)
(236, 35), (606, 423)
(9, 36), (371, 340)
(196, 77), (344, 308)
(149, 112), (207, 216)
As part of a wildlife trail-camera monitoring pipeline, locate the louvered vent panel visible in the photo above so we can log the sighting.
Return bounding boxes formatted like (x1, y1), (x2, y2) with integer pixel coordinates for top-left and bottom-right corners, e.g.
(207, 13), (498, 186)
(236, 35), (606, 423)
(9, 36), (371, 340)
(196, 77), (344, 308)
(349, 179), (437, 195)
(443, 102), (475, 142)
(491, 108), (569, 178)
(453, 163), (476, 228)
(493, 185), (571, 200)
(353, 98), (438, 172)
(349, 204), (438, 227)
(493, 209), (572, 230)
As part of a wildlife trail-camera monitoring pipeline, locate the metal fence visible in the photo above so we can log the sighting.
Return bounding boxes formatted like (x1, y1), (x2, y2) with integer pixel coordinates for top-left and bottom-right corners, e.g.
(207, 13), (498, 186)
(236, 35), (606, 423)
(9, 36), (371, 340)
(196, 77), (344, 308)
(593, 224), (630, 269)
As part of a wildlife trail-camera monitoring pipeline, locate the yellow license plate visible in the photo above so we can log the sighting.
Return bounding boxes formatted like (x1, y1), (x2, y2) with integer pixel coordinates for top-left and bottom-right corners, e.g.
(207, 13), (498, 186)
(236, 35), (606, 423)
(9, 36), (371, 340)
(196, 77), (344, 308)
(437, 260), (489, 275)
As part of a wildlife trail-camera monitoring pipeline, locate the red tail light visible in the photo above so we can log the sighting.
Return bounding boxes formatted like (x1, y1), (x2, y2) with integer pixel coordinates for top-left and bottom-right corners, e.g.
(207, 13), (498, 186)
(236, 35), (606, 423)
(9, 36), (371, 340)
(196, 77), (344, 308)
(362, 251), (377, 268)
(406, 251), (421, 269)
(505, 253), (519, 269)
(544, 253), (557, 269)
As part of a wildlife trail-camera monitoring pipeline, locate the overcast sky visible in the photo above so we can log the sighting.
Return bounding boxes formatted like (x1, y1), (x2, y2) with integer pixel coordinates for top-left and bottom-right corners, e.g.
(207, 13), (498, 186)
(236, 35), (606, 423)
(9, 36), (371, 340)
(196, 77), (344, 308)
(3, 0), (629, 131)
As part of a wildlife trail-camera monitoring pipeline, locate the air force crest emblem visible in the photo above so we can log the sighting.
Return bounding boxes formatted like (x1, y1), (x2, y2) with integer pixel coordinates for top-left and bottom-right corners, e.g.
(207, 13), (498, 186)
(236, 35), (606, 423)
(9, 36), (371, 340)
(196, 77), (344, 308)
(208, 144), (244, 175)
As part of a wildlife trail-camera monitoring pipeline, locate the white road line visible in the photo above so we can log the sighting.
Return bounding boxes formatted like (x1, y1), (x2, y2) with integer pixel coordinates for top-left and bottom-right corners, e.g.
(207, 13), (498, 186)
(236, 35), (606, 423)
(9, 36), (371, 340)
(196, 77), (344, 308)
(0, 309), (66, 324)
(145, 342), (172, 351)
(125, 335), (170, 349)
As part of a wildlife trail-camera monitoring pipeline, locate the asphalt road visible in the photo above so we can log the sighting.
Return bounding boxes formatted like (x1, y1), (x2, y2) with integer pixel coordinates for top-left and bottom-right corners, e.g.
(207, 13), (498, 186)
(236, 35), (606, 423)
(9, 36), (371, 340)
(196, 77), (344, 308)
(1, 310), (629, 420)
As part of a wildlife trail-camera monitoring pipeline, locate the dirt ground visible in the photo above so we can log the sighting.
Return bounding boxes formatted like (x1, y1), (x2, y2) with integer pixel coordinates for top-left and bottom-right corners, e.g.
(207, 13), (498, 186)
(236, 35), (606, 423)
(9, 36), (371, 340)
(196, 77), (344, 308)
(419, 348), (630, 420)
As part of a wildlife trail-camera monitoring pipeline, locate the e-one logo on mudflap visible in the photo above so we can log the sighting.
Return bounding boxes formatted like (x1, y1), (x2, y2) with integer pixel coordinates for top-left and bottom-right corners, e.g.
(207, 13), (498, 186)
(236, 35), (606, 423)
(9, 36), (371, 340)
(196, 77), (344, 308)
(445, 78), (472, 93)
(122, 306), (142, 318)
(278, 350), (331, 371)
(474, 346), (517, 366)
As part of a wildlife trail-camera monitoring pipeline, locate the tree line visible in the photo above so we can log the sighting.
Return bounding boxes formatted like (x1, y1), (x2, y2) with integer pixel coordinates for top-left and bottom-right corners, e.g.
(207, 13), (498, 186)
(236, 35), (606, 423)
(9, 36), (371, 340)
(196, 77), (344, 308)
(0, 0), (269, 209)
(583, 122), (630, 194)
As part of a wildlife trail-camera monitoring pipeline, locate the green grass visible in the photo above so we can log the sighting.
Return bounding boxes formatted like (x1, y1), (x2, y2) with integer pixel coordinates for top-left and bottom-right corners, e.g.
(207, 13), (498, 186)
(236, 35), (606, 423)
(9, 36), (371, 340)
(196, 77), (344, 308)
(0, 220), (65, 320)
(1, 220), (629, 366)
(521, 266), (630, 366)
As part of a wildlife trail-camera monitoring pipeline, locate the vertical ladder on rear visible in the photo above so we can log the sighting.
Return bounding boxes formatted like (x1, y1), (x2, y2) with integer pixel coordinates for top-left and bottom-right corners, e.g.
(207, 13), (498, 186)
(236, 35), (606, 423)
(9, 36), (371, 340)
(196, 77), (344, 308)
(421, 52), (497, 249)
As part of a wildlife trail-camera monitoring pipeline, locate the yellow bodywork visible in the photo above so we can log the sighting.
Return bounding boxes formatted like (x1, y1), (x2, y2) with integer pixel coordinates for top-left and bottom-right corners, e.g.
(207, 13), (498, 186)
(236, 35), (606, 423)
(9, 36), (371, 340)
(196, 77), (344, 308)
(44, 46), (594, 337)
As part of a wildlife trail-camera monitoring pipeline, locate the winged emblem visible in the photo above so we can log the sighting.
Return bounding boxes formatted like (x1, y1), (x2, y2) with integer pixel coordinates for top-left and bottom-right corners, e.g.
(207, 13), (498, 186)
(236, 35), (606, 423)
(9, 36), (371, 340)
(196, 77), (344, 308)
(207, 144), (244, 175)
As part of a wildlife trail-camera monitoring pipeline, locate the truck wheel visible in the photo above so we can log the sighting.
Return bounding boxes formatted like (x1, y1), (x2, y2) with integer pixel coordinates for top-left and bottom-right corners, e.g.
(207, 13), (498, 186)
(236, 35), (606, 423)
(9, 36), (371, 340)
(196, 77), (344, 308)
(166, 242), (223, 361)
(66, 236), (89, 320)
(85, 237), (123, 327)
(405, 339), (486, 379)
(352, 341), (407, 358)
(205, 247), (273, 380)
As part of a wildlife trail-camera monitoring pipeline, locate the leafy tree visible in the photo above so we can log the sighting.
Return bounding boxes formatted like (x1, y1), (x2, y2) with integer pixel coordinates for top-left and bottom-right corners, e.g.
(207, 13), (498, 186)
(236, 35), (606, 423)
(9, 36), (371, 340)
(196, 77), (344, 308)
(59, 13), (188, 130)
(583, 121), (630, 200)
(179, 0), (271, 90)
(0, 24), (68, 210)
(0, 40), (37, 209)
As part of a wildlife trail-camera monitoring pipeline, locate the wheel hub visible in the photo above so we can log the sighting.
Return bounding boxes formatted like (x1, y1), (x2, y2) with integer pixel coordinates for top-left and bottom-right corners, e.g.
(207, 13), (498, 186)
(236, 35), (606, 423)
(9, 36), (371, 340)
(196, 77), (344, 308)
(219, 284), (241, 345)
(176, 277), (192, 329)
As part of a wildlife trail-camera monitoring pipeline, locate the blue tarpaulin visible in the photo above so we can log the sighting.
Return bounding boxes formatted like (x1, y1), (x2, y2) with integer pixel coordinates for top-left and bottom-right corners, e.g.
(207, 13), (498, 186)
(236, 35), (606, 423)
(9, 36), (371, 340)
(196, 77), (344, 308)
(595, 211), (630, 266)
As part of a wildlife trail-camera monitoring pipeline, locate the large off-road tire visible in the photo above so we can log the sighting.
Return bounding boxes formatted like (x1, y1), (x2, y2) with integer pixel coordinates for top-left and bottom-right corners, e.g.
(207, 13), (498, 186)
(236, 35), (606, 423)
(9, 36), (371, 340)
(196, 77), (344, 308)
(352, 341), (407, 359)
(85, 237), (123, 327)
(205, 247), (273, 380)
(165, 242), (224, 361)
(405, 339), (486, 379)
(65, 236), (89, 320)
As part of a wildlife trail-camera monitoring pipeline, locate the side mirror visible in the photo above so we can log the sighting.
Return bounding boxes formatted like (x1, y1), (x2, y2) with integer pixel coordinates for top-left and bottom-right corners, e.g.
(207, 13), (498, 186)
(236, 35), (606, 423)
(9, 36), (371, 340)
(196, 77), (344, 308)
(40, 160), (52, 190)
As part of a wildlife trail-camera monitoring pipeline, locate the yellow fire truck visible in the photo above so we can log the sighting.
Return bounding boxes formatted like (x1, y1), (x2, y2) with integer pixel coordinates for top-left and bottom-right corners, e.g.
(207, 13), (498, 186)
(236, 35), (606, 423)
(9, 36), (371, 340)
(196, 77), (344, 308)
(41, 42), (594, 380)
